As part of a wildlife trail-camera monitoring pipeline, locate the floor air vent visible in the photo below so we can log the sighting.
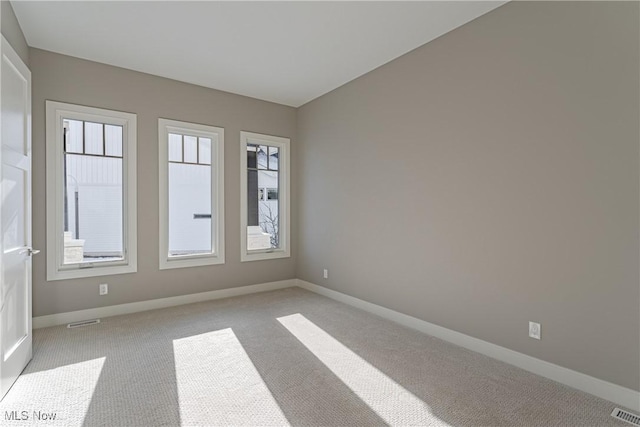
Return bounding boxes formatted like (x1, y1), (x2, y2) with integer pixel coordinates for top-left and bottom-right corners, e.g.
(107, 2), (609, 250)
(612, 408), (640, 426)
(67, 319), (101, 328)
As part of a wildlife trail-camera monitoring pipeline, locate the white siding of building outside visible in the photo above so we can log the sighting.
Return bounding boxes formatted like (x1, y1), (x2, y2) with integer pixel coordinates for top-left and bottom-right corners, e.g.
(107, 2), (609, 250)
(67, 157), (215, 256)
(65, 119), (124, 257)
(66, 155), (123, 256)
(168, 163), (212, 254)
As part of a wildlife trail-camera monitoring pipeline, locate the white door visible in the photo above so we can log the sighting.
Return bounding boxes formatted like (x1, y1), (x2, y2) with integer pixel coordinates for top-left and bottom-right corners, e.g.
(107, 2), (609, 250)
(0, 36), (33, 400)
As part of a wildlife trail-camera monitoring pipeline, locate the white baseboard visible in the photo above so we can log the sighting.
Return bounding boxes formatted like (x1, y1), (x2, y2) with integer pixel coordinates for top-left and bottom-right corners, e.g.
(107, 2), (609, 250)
(297, 279), (640, 412)
(32, 277), (639, 411)
(33, 279), (297, 329)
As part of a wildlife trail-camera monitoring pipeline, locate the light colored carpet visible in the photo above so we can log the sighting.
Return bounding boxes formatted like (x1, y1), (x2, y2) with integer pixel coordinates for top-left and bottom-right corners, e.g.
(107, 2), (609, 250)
(0, 287), (630, 426)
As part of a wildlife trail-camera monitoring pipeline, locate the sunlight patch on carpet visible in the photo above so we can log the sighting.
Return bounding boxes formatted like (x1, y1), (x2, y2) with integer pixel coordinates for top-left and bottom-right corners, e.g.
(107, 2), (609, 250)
(278, 313), (451, 427)
(173, 328), (290, 426)
(0, 357), (106, 426)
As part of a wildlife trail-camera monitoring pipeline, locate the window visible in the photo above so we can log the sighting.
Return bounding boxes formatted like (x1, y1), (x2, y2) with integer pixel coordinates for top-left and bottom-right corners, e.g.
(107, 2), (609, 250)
(267, 188), (278, 200)
(159, 119), (224, 269)
(240, 131), (290, 261)
(46, 101), (137, 280)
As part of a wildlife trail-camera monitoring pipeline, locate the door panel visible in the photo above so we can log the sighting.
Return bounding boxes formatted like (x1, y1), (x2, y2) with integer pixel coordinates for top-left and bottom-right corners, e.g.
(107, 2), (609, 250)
(0, 36), (32, 400)
(3, 165), (26, 250)
(2, 250), (28, 360)
(2, 165), (27, 359)
(2, 59), (25, 154)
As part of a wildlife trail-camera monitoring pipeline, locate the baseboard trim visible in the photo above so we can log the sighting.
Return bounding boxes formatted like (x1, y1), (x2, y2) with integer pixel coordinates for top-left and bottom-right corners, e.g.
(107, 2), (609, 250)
(297, 279), (640, 412)
(33, 279), (297, 329)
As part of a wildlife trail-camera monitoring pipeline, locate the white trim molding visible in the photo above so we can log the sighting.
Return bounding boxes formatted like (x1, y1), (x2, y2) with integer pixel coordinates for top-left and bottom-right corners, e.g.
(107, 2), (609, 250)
(297, 279), (640, 412)
(33, 279), (297, 329)
(158, 118), (225, 270)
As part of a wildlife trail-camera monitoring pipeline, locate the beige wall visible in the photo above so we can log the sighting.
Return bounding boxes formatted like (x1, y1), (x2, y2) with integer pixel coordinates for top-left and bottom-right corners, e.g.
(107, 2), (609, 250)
(1, 0), (28, 65)
(31, 49), (297, 317)
(296, 1), (640, 391)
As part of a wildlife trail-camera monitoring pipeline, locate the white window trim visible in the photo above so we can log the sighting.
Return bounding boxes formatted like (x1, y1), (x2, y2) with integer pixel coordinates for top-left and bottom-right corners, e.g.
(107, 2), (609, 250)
(45, 101), (137, 281)
(240, 131), (290, 262)
(158, 119), (225, 270)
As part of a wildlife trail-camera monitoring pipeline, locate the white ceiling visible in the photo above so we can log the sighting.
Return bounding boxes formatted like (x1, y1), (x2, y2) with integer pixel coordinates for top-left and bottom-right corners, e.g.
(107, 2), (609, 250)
(12, 1), (505, 107)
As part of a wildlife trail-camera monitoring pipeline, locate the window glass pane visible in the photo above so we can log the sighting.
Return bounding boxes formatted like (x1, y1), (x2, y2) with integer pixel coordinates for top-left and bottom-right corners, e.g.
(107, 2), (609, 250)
(247, 169), (259, 225)
(257, 145), (268, 169)
(63, 152), (124, 264)
(269, 146), (279, 171)
(168, 133), (182, 162)
(84, 122), (104, 155)
(242, 133), (288, 260)
(247, 166), (279, 250)
(168, 162), (212, 256)
(258, 170), (279, 249)
(184, 135), (198, 163)
(105, 125), (123, 157)
(199, 138), (211, 165)
(65, 120), (84, 153)
(246, 172), (268, 251)
(247, 144), (258, 169)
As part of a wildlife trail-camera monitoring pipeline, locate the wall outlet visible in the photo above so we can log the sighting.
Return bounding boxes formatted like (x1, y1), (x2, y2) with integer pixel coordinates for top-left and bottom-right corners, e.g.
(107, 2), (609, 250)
(99, 283), (108, 296)
(323, 269), (328, 279)
(529, 321), (541, 340)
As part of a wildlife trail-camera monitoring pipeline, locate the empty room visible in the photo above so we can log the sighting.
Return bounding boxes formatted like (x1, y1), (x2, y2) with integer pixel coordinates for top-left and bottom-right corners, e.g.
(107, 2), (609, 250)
(0, 1), (638, 426)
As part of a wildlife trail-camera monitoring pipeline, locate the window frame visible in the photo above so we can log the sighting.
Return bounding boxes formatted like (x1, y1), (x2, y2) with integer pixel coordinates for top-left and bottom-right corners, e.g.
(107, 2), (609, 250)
(158, 118), (225, 270)
(240, 131), (290, 262)
(45, 101), (137, 281)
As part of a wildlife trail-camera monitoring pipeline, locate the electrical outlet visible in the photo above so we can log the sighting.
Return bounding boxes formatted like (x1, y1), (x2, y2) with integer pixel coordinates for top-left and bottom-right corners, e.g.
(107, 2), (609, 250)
(323, 269), (328, 279)
(99, 283), (108, 296)
(529, 321), (541, 340)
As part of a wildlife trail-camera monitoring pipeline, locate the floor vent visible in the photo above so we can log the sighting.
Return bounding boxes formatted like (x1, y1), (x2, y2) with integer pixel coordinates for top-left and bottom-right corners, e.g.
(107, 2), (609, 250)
(612, 408), (640, 426)
(67, 319), (101, 329)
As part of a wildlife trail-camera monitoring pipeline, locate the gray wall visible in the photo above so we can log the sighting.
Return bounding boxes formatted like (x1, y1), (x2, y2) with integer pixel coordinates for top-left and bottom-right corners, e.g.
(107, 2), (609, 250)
(31, 48), (297, 317)
(296, 1), (639, 391)
(1, 0), (28, 65)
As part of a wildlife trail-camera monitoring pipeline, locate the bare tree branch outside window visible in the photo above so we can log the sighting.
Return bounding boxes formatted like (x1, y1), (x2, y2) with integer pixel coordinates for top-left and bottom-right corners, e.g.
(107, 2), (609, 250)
(259, 203), (279, 248)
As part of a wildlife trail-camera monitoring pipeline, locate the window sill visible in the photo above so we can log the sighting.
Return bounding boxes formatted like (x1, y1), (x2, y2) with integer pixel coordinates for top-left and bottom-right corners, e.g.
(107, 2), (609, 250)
(159, 254), (225, 270)
(47, 262), (137, 281)
(241, 249), (290, 262)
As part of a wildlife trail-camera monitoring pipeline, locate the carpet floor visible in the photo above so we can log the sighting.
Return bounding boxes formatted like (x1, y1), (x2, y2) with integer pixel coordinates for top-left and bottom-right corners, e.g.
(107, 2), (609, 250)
(0, 287), (630, 426)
